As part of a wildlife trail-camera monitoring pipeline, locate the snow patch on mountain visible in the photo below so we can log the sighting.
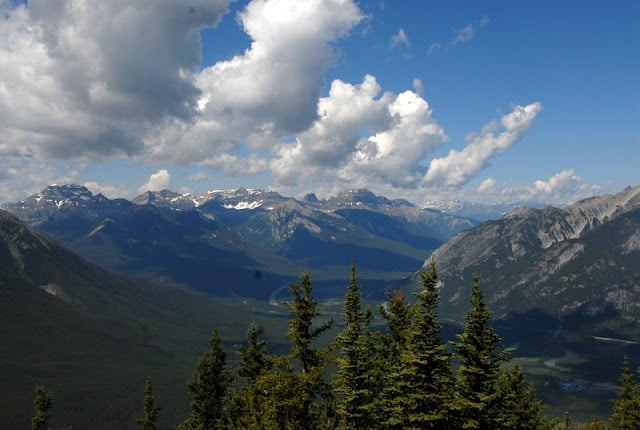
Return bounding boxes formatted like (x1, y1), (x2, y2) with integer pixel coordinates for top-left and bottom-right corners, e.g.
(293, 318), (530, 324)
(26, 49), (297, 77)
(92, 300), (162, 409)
(223, 200), (263, 210)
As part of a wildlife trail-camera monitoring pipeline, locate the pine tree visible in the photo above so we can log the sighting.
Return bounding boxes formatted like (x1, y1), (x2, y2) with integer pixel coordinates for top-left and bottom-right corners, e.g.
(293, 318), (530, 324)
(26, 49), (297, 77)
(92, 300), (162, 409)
(237, 323), (271, 383)
(226, 323), (273, 429)
(334, 264), (377, 429)
(386, 260), (452, 429)
(136, 377), (160, 430)
(376, 288), (412, 425)
(282, 272), (335, 429)
(495, 364), (553, 430)
(31, 384), (53, 430)
(611, 356), (640, 429)
(239, 272), (335, 429)
(452, 273), (511, 429)
(181, 329), (231, 430)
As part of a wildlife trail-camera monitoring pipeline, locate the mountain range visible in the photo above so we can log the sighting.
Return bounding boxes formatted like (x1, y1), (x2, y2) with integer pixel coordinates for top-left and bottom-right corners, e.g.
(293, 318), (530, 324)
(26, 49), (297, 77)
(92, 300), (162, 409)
(0, 208), (290, 428)
(3, 183), (640, 423)
(3, 185), (476, 299)
(416, 185), (640, 342)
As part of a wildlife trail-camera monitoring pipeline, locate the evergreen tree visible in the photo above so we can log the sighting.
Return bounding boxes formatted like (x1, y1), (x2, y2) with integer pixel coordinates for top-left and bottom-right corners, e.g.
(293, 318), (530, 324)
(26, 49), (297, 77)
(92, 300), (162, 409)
(376, 288), (412, 425)
(237, 272), (335, 429)
(226, 323), (272, 429)
(378, 289), (411, 350)
(452, 273), (511, 429)
(181, 329), (231, 430)
(31, 384), (53, 430)
(495, 364), (553, 430)
(285, 272), (334, 374)
(237, 323), (271, 383)
(282, 272), (335, 429)
(385, 260), (452, 429)
(611, 356), (640, 429)
(334, 264), (377, 429)
(136, 377), (160, 430)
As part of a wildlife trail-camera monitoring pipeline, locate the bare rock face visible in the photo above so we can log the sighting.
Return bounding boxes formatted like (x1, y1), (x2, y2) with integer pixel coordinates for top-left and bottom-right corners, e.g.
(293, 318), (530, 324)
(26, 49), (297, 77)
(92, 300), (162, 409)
(423, 185), (640, 329)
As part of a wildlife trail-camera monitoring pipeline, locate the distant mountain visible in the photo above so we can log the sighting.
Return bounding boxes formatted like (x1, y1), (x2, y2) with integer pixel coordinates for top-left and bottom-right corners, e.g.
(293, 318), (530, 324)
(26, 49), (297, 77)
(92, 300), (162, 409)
(421, 199), (543, 221)
(5, 185), (477, 299)
(420, 185), (640, 336)
(0, 209), (289, 428)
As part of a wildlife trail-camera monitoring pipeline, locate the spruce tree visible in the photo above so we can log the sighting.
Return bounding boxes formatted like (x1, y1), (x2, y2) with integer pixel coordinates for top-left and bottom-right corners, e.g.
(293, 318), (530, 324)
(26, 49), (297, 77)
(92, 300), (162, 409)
(136, 377), (160, 430)
(386, 260), (452, 429)
(240, 272), (335, 429)
(376, 288), (412, 425)
(452, 273), (511, 429)
(283, 272), (335, 429)
(226, 323), (273, 429)
(181, 329), (231, 430)
(611, 356), (640, 429)
(31, 384), (52, 430)
(237, 323), (271, 383)
(495, 364), (553, 430)
(334, 264), (377, 429)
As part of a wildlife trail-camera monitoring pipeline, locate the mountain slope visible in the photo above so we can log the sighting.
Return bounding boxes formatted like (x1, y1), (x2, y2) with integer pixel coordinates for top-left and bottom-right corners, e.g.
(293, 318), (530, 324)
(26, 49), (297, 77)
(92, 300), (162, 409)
(0, 210), (289, 429)
(423, 185), (640, 333)
(4, 185), (476, 300)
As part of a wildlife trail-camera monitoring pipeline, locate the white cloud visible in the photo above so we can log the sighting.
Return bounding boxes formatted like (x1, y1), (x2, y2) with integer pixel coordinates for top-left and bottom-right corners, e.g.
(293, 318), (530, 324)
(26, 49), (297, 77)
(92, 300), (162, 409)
(427, 42), (441, 56)
(533, 169), (580, 194)
(270, 74), (446, 193)
(83, 181), (130, 199)
(138, 169), (171, 193)
(0, 0), (230, 161)
(477, 178), (496, 193)
(452, 24), (475, 46)
(428, 16), (490, 55)
(412, 78), (424, 95)
(146, 0), (364, 165)
(390, 28), (409, 48)
(188, 172), (209, 182)
(424, 102), (542, 187)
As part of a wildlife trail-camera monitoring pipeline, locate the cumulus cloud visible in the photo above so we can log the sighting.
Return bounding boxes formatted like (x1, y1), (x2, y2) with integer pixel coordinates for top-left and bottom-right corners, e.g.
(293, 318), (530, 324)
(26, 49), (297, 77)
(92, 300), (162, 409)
(0, 0), (230, 161)
(424, 102), (542, 187)
(146, 0), (364, 165)
(188, 172), (209, 182)
(270, 74), (446, 192)
(83, 181), (130, 199)
(390, 28), (410, 48)
(477, 177), (496, 193)
(138, 169), (171, 193)
(533, 169), (580, 194)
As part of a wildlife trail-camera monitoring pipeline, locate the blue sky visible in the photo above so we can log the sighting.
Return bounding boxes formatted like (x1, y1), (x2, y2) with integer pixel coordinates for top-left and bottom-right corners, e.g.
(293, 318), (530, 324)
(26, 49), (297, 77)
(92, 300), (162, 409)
(0, 0), (638, 205)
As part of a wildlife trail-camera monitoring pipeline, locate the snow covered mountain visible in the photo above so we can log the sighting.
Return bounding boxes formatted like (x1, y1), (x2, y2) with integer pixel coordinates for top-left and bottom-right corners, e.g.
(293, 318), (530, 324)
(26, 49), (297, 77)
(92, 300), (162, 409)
(4, 185), (477, 299)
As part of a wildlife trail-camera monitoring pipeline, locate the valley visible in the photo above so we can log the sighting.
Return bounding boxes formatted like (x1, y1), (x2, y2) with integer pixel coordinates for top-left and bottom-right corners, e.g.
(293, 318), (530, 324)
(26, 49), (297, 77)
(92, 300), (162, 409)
(2, 184), (640, 426)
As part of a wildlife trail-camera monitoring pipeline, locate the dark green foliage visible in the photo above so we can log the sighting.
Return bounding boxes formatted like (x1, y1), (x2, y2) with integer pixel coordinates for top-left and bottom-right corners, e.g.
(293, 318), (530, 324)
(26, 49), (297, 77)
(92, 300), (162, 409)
(385, 260), (452, 429)
(284, 272), (334, 374)
(231, 272), (336, 429)
(181, 330), (231, 430)
(452, 273), (512, 429)
(495, 364), (553, 430)
(236, 323), (271, 383)
(611, 357), (640, 430)
(136, 377), (160, 430)
(31, 385), (52, 430)
(334, 264), (378, 429)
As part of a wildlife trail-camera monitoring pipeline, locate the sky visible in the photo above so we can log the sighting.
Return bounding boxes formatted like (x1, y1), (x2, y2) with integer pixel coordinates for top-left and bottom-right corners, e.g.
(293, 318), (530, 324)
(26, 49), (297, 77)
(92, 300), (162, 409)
(0, 0), (638, 205)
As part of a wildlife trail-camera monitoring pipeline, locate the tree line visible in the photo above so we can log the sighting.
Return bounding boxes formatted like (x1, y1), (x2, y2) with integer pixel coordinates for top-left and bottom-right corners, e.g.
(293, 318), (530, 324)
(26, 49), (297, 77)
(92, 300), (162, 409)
(33, 262), (640, 429)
